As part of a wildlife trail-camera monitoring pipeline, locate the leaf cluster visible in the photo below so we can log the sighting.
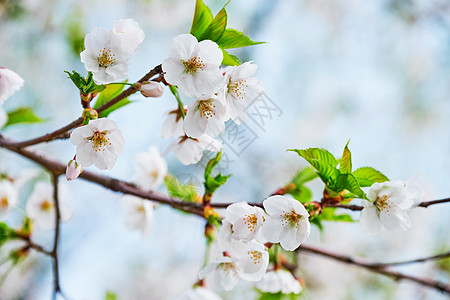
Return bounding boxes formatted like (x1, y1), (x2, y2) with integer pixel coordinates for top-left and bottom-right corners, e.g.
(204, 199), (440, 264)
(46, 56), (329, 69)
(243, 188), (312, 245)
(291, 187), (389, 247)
(190, 0), (263, 66)
(204, 150), (231, 195)
(65, 71), (105, 95)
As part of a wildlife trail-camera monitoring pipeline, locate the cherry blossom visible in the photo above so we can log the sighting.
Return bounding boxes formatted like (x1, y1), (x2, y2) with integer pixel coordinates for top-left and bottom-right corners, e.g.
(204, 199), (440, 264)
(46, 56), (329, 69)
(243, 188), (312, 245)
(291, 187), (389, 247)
(26, 182), (73, 230)
(261, 195), (311, 251)
(0, 180), (18, 216)
(121, 195), (154, 236)
(184, 94), (227, 138)
(162, 34), (224, 97)
(0, 108), (7, 129)
(133, 146), (167, 191)
(65, 160), (82, 181)
(164, 134), (222, 165)
(139, 81), (164, 98)
(70, 118), (125, 170)
(161, 109), (185, 139)
(360, 180), (415, 234)
(80, 19), (144, 84)
(198, 255), (240, 291)
(256, 269), (302, 294)
(223, 62), (264, 124)
(224, 202), (265, 242)
(173, 286), (222, 300)
(0, 67), (24, 103)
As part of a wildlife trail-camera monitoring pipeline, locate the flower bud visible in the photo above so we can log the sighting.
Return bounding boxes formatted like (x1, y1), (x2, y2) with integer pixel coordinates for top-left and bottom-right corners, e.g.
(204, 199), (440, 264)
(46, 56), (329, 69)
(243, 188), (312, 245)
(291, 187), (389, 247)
(139, 81), (164, 98)
(66, 160), (82, 181)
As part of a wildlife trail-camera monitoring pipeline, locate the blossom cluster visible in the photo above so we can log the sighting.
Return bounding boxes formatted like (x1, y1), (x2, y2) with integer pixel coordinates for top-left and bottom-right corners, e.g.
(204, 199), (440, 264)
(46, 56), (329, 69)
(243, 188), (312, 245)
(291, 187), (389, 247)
(162, 34), (264, 165)
(199, 196), (307, 294)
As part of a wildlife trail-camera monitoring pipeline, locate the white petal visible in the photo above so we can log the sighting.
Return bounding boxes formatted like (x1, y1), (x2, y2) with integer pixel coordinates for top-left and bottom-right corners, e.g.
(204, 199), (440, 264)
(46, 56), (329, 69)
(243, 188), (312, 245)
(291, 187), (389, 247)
(360, 205), (381, 235)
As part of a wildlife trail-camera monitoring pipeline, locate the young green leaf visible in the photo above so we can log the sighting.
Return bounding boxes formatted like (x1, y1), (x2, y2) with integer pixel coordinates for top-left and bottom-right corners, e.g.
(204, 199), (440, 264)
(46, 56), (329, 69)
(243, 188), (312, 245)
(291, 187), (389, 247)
(93, 83), (132, 117)
(4, 107), (44, 128)
(292, 167), (318, 186)
(190, 0), (214, 38)
(198, 7), (227, 42)
(288, 148), (338, 167)
(164, 175), (199, 202)
(204, 151), (231, 194)
(217, 29), (264, 49)
(104, 292), (118, 300)
(0, 222), (18, 248)
(336, 173), (367, 199)
(221, 49), (241, 66)
(352, 167), (389, 187)
(339, 140), (352, 173)
(317, 207), (354, 223)
(289, 185), (313, 203)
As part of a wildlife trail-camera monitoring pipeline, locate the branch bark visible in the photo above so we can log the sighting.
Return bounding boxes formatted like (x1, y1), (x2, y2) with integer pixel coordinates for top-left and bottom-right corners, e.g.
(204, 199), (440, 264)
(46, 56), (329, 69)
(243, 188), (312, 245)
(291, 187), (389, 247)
(299, 244), (450, 294)
(51, 174), (61, 300)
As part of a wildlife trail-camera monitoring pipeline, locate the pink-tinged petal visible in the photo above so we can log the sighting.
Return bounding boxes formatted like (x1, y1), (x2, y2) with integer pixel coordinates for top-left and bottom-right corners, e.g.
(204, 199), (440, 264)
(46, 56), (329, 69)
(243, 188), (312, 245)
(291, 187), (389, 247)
(380, 210), (411, 232)
(360, 205), (381, 235)
(198, 40), (223, 66)
(168, 34), (199, 60)
(76, 142), (94, 167)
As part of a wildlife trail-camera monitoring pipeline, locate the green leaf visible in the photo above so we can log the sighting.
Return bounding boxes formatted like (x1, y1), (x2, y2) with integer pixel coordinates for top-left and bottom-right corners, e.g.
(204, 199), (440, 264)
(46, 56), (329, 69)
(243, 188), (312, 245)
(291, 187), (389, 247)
(164, 175), (199, 202)
(198, 7), (227, 41)
(65, 71), (103, 94)
(221, 49), (241, 66)
(217, 28), (263, 49)
(317, 207), (354, 223)
(289, 148), (338, 167)
(190, 0), (213, 38)
(289, 185), (312, 203)
(352, 167), (389, 187)
(339, 140), (352, 173)
(0, 222), (18, 248)
(93, 83), (131, 117)
(257, 291), (302, 300)
(292, 167), (318, 186)
(306, 160), (340, 187)
(204, 151), (231, 194)
(4, 107), (45, 128)
(336, 173), (366, 199)
(104, 292), (117, 300)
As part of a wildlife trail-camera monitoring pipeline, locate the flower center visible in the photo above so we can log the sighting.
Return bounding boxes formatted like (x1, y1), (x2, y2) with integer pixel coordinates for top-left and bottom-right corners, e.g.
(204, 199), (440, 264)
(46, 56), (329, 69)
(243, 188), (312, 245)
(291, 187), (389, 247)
(89, 131), (111, 152)
(221, 262), (238, 276)
(248, 250), (262, 265)
(0, 196), (8, 208)
(137, 205), (146, 213)
(281, 210), (302, 228)
(229, 79), (248, 101)
(243, 213), (258, 232)
(40, 200), (53, 212)
(150, 170), (159, 179)
(375, 195), (396, 216)
(199, 101), (216, 119)
(98, 48), (116, 68)
(182, 57), (205, 75)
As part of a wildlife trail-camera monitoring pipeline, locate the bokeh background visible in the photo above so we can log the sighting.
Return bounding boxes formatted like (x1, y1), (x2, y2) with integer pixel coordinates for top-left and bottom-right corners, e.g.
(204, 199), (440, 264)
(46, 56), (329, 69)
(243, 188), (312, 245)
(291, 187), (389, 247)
(0, 0), (449, 299)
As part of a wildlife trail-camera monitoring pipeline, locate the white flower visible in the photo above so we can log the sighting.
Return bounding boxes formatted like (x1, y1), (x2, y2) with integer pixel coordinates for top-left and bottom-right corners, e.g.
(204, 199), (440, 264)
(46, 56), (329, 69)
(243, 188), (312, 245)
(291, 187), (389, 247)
(184, 94), (227, 138)
(224, 202), (265, 242)
(256, 269), (302, 294)
(65, 160), (82, 181)
(163, 34), (224, 97)
(200, 240), (269, 289)
(0, 67), (24, 103)
(26, 182), (73, 230)
(223, 62), (264, 124)
(360, 180), (415, 234)
(173, 287), (222, 300)
(133, 146), (167, 191)
(112, 19), (145, 53)
(139, 81), (164, 98)
(0, 107), (7, 129)
(70, 118), (125, 170)
(121, 195), (154, 236)
(261, 195), (311, 251)
(161, 109), (185, 139)
(0, 180), (18, 216)
(164, 134), (222, 165)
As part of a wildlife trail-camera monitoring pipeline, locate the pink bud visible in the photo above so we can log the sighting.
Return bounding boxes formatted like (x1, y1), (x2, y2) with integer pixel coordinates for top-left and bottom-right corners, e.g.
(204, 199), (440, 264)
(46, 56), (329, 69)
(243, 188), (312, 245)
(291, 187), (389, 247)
(140, 81), (164, 98)
(66, 160), (82, 181)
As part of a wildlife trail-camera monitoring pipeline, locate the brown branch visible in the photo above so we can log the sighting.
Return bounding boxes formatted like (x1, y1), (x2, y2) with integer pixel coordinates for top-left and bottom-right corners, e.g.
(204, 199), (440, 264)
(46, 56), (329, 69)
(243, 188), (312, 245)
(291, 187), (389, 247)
(368, 251), (450, 268)
(298, 244), (450, 294)
(51, 174), (61, 300)
(0, 135), (204, 217)
(10, 65), (162, 148)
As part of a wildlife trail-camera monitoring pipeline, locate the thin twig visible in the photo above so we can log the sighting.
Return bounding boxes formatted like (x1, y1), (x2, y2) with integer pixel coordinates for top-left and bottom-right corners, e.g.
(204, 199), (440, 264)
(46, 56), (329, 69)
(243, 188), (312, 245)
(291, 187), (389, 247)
(298, 244), (450, 294)
(51, 173), (61, 300)
(368, 251), (450, 268)
(11, 65), (162, 148)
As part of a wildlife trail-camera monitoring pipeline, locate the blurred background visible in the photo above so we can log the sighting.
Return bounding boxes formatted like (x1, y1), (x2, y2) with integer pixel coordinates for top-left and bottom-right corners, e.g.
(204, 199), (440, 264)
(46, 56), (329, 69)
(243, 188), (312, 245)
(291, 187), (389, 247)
(0, 0), (449, 299)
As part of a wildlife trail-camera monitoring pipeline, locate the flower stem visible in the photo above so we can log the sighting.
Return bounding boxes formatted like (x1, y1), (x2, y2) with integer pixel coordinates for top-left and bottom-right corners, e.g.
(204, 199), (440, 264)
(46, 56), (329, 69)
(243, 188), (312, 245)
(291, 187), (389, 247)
(169, 85), (186, 119)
